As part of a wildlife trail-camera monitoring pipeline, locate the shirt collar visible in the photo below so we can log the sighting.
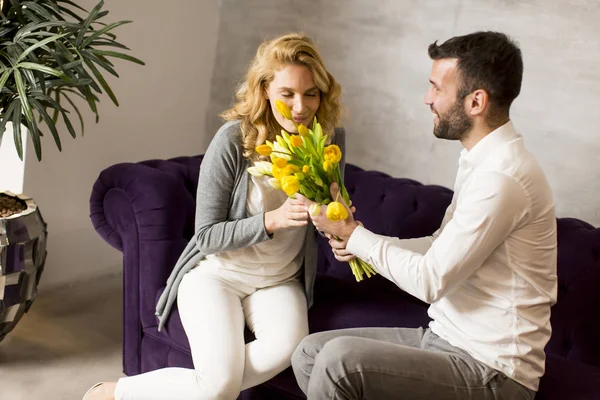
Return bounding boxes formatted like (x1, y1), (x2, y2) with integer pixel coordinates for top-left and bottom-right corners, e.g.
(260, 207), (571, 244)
(459, 120), (521, 168)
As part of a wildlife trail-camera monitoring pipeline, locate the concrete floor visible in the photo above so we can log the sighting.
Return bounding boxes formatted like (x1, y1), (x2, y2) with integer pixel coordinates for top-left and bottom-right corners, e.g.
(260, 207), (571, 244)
(0, 272), (125, 400)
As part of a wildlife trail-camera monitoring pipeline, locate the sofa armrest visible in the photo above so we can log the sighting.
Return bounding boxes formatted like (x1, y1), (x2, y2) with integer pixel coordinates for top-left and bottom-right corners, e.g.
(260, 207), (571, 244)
(536, 354), (600, 399)
(90, 158), (200, 367)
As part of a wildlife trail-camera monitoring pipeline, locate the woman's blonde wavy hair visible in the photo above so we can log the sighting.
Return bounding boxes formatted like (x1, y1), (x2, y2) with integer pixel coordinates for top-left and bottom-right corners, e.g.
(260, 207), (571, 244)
(220, 33), (343, 159)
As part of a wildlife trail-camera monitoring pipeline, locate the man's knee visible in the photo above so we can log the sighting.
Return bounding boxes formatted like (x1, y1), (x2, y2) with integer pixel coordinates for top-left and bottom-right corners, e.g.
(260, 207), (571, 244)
(306, 337), (365, 399)
(314, 336), (360, 370)
(291, 334), (314, 373)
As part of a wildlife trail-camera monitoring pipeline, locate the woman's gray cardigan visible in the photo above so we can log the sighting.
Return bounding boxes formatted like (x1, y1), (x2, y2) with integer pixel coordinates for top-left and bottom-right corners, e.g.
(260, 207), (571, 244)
(155, 121), (346, 331)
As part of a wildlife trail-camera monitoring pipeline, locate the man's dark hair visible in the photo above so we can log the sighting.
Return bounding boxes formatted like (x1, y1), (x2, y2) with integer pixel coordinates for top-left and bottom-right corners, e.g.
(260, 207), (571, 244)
(428, 31), (523, 124)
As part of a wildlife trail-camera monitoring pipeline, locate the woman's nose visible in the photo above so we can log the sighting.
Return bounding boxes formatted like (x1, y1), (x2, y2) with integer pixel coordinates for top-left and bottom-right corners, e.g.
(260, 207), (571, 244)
(292, 96), (305, 113)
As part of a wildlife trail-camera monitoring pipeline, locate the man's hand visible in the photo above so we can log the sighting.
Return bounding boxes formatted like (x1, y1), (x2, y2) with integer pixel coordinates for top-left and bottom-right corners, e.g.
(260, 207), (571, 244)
(325, 233), (357, 262)
(306, 183), (359, 242)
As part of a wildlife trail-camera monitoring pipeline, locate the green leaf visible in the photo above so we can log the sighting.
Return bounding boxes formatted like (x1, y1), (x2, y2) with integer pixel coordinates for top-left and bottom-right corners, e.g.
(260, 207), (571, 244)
(30, 97), (62, 152)
(60, 91), (84, 135)
(84, 58), (118, 105)
(73, 63), (100, 92)
(76, 0), (103, 47)
(45, 77), (92, 89)
(56, 0), (89, 14)
(83, 49), (118, 77)
(0, 98), (18, 141)
(54, 40), (75, 62)
(13, 68), (35, 123)
(60, 59), (84, 70)
(91, 49), (145, 65)
(29, 91), (69, 113)
(81, 85), (98, 122)
(15, 21), (79, 42)
(40, 0), (62, 17)
(0, 69), (12, 93)
(56, 5), (84, 22)
(89, 39), (130, 50)
(21, 66), (38, 89)
(17, 33), (68, 62)
(81, 20), (131, 48)
(18, 61), (72, 82)
(22, 106), (42, 161)
(22, 9), (42, 24)
(94, 10), (109, 21)
(12, 102), (24, 160)
(21, 1), (55, 21)
(51, 89), (60, 124)
(61, 106), (76, 138)
(0, 26), (16, 37)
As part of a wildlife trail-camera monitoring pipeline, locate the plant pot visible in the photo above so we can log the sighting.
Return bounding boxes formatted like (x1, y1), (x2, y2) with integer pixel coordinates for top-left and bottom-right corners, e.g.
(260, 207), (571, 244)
(0, 192), (47, 343)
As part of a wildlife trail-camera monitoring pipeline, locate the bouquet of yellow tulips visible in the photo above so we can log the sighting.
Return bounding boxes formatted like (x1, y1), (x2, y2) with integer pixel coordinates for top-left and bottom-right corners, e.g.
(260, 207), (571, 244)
(247, 100), (376, 282)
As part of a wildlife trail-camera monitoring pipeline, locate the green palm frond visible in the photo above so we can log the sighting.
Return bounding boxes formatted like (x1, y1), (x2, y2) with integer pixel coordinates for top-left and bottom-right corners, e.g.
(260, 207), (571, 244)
(0, 0), (145, 161)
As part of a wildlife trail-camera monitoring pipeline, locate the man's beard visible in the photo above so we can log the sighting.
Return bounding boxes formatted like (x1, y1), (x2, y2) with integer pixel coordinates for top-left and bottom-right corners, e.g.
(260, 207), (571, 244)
(433, 101), (472, 140)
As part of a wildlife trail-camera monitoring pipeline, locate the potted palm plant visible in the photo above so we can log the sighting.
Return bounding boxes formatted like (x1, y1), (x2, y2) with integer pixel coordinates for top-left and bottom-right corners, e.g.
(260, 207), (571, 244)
(0, 0), (144, 343)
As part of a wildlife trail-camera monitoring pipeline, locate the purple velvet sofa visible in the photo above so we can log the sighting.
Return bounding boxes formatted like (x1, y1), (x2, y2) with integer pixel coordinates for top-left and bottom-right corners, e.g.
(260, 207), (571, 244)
(90, 155), (600, 399)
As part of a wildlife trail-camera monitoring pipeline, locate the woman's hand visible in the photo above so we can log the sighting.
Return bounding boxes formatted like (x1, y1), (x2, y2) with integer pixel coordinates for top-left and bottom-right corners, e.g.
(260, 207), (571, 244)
(264, 197), (309, 234)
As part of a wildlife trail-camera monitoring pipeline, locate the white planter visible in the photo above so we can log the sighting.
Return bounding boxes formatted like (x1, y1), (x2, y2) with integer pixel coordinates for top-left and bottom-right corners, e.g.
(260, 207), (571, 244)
(0, 123), (27, 195)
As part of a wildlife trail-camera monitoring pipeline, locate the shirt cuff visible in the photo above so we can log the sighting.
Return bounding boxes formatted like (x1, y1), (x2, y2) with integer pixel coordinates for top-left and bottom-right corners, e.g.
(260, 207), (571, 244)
(346, 224), (380, 262)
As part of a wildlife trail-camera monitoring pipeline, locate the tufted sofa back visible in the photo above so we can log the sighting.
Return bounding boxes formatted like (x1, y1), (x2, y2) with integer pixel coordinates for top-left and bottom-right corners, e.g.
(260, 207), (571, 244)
(141, 157), (600, 369)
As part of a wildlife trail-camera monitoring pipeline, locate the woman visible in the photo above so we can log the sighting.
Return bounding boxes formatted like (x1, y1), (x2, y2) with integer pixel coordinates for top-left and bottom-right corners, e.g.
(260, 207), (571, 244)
(83, 32), (345, 400)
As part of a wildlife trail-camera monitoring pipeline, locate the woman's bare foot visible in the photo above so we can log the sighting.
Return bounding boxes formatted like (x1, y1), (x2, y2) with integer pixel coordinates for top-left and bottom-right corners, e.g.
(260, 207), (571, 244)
(82, 382), (117, 400)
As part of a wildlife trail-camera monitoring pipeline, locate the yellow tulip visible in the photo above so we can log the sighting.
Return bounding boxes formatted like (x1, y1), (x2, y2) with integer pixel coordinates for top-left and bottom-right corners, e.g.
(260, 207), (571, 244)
(270, 142), (291, 162)
(297, 124), (309, 137)
(268, 178), (282, 190)
(290, 135), (303, 147)
(326, 201), (348, 221)
(308, 203), (321, 217)
(247, 161), (273, 177)
(286, 165), (300, 174)
(323, 160), (332, 172)
(275, 100), (293, 121)
(302, 165), (310, 173)
(273, 157), (287, 168)
(272, 165), (284, 180)
(281, 175), (300, 196)
(276, 135), (289, 151)
(256, 144), (272, 156)
(273, 164), (298, 180)
(324, 144), (342, 163)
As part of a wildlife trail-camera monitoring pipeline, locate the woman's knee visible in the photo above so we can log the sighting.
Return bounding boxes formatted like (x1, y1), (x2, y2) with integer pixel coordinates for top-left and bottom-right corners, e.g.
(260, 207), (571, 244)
(197, 373), (241, 400)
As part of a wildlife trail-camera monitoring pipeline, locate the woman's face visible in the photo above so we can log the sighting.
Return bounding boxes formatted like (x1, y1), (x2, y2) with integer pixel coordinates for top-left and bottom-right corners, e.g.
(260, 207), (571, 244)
(266, 64), (321, 133)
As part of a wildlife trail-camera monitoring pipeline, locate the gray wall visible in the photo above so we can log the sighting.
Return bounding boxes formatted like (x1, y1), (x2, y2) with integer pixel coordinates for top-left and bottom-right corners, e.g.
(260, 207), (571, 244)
(206, 0), (600, 227)
(25, 0), (221, 288)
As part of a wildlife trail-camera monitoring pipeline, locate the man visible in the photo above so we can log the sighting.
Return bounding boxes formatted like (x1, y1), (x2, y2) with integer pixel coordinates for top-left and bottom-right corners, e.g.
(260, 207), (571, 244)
(292, 31), (557, 400)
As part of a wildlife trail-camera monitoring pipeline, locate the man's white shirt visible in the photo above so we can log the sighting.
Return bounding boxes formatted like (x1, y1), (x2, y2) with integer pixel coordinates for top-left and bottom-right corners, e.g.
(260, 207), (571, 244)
(347, 121), (557, 391)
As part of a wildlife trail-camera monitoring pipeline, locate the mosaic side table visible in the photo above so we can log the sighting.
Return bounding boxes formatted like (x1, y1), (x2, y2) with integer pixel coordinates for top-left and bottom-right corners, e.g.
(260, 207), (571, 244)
(0, 192), (47, 343)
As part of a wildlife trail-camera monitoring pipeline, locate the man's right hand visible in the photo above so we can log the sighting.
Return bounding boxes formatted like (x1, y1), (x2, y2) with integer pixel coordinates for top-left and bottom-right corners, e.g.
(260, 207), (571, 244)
(325, 233), (357, 263)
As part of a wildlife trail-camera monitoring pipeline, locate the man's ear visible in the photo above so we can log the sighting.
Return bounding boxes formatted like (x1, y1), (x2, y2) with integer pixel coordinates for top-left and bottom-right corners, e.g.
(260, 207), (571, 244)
(467, 89), (489, 117)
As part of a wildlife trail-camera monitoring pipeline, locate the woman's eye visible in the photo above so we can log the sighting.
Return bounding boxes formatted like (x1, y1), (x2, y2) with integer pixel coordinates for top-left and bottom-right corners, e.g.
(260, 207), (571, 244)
(305, 93), (317, 97)
(281, 93), (293, 98)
